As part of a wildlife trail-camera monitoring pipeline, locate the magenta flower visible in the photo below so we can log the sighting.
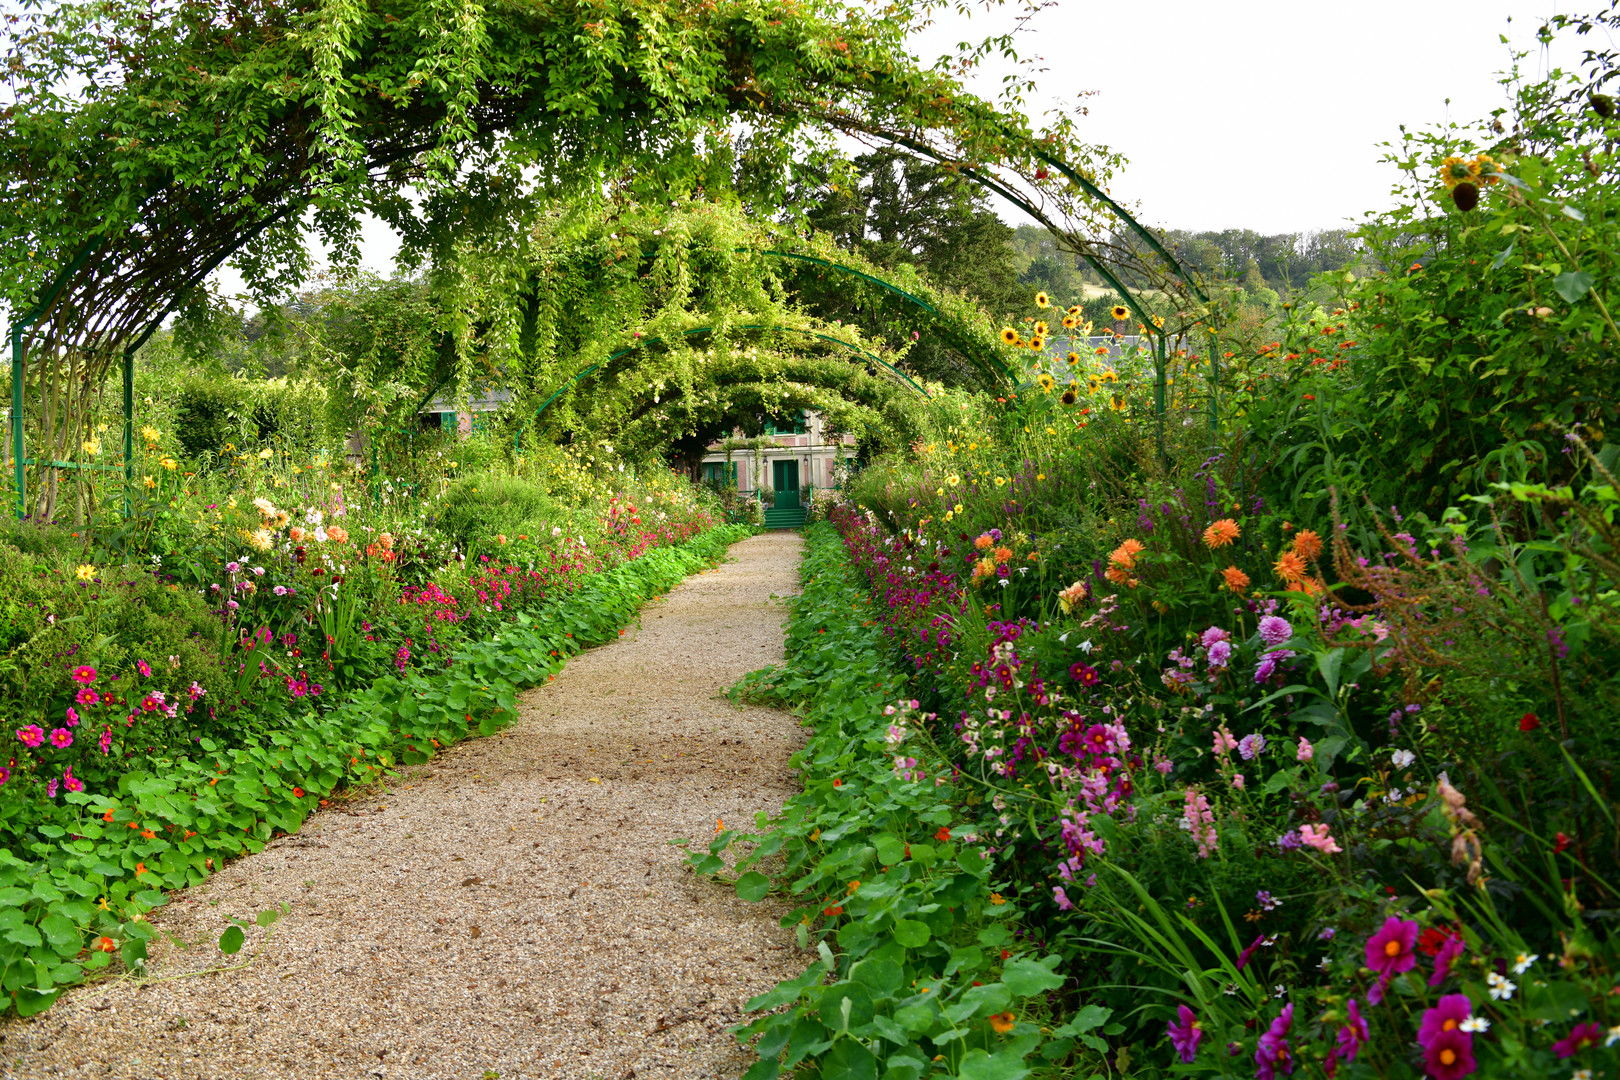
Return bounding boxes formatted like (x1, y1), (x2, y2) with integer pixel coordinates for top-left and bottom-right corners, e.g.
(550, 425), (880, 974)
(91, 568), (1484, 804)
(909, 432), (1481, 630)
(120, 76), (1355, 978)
(1254, 1003), (1294, 1080)
(1429, 935), (1465, 987)
(70, 665), (97, 684)
(45, 778), (58, 798)
(136, 659), (152, 677)
(1167, 1004), (1202, 1064)
(1365, 916), (1418, 1003)
(75, 687), (98, 706)
(98, 727), (112, 754)
(62, 767), (84, 794)
(65, 706), (79, 727)
(0, 767), (8, 785)
(1334, 998), (1368, 1062)
(1258, 615), (1293, 647)
(1552, 1021), (1603, 1059)
(49, 728), (72, 749)
(1298, 824), (1342, 853)
(1423, 1026), (1476, 1079)
(16, 725), (44, 748)
(1052, 886), (1073, 911)
(1418, 994), (1472, 1049)
(1236, 933), (1266, 970)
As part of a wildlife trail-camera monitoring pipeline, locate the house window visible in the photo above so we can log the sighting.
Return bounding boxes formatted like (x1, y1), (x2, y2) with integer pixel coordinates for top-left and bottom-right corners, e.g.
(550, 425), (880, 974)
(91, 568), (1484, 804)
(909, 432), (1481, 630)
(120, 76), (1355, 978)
(702, 461), (738, 487)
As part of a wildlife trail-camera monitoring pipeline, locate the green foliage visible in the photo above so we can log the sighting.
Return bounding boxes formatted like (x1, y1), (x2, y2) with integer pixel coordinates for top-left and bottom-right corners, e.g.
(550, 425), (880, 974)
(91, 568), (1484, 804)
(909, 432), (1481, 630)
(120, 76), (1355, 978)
(172, 377), (250, 461)
(434, 474), (561, 549)
(708, 524), (1094, 1079)
(0, 523), (750, 1017)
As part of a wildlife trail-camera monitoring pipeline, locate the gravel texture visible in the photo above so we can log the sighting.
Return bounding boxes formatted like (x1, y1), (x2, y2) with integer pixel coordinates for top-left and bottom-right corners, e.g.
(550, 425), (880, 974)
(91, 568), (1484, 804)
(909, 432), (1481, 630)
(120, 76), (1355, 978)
(2, 531), (810, 1080)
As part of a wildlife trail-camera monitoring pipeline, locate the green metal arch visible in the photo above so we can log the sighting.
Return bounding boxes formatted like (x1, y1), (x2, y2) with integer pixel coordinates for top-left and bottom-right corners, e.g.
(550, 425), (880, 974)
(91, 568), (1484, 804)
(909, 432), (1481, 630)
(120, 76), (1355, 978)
(530, 322), (929, 425)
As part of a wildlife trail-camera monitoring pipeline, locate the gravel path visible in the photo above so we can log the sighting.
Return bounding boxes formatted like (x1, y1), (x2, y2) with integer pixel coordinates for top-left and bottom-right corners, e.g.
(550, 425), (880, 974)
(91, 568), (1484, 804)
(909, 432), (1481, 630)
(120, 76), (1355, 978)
(2, 531), (809, 1080)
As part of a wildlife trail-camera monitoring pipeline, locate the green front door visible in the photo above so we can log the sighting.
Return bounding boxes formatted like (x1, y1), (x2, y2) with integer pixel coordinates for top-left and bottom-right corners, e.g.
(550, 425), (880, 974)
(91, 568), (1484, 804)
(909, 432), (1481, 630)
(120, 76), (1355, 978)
(772, 460), (800, 509)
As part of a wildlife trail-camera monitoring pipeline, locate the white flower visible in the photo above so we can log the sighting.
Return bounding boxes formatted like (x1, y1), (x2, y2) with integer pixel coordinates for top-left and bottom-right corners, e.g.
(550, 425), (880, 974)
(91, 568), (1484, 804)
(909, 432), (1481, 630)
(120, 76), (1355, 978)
(1572, 1070), (1592, 1080)
(1460, 1016), (1490, 1033)
(1607, 1025), (1620, 1048)
(305, 508), (323, 525)
(1511, 952), (1538, 975)
(1486, 971), (1517, 1000)
(1391, 749), (1415, 769)
(1078, 639), (1095, 654)
(314, 526), (328, 543)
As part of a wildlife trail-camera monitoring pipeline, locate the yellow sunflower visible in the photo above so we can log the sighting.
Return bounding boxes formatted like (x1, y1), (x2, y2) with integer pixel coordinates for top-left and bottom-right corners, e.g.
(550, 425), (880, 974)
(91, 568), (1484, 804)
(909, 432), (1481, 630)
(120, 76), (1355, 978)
(1110, 304), (1130, 321)
(1028, 335), (1045, 350)
(1079, 319), (1094, 335)
(1062, 315), (1076, 329)
(1034, 291), (1050, 308)
(1037, 373), (1055, 392)
(1066, 351), (1081, 365)
(1473, 153), (1501, 186)
(999, 327), (1020, 346)
(1066, 305), (1081, 316)
(1110, 394), (1127, 412)
(1152, 315), (1165, 328)
(1440, 156), (1478, 190)
(1087, 375), (1101, 393)
(1033, 320), (1049, 337)
(1101, 370), (1118, 384)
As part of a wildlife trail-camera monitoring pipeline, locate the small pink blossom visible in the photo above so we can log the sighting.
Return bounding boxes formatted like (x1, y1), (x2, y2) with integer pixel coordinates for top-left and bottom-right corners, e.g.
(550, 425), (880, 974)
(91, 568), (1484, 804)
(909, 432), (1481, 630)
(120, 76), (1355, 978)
(62, 767), (84, 794)
(98, 728), (113, 754)
(1296, 736), (1314, 761)
(136, 659), (152, 677)
(1052, 886), (1074, 911)
(16, 725), (44, 748)
(49, 728), (72, 749)
(70, 666), (97, 684)
(65, 706), (79, 727)
(1212, 726), (1237, 757)
(1299, 824), (1342, 853)
(1231, 773), (1246, 790)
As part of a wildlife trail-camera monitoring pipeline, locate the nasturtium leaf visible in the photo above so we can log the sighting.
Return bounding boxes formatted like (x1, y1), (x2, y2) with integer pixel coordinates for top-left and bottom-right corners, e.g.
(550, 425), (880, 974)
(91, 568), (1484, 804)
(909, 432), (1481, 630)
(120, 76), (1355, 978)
(255, 909), (279, 928)
(817, 1037), (878, 1080)
(735, 872), (771, 902)
(890, 919), (930, 947)
(218, 925), (244, 955)
(1000, 957), (1065, 997)
(894, 1003), (935, 1033)
(955, 1047), (1032, 1080)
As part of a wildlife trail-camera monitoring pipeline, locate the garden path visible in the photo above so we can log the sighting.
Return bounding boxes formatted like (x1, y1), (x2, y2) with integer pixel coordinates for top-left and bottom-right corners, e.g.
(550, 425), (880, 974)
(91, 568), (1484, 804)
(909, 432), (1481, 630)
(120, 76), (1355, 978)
(4, 531), (809, 1080)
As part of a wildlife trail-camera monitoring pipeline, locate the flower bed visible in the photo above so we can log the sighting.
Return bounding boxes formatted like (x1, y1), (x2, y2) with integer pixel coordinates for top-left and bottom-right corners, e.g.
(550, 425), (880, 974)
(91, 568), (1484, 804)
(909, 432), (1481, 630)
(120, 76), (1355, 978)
(0, 522), (752, 1017)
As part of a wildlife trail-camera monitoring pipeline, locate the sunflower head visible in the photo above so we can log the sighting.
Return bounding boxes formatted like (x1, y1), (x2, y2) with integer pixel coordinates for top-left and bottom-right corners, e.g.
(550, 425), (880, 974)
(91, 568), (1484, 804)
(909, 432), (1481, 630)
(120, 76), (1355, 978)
(1038, 373), (1055, 391)
(1087, 375), (1101, 392)
(1110, 304), (1130, 321)
(1440, 155), (1478, 190)
(999, 327), (1020, 346)
(1067, 305), (1081, 316)
(1080, 320), (1094, 335)
(1473, 153), (1501, 186)
(1033, 320), (1049, 337)
(1028, 335), (1045, 350)
(1152, 315), (1165, 328)
(1034, 291), (1050, 308)
(1061, 315), (1076, 329)
(1061, 389), (1077, 406)
(1066, 351), (1081, 365)
(1101, 370), (1118, 383)
(1452, 182), (1479, 212)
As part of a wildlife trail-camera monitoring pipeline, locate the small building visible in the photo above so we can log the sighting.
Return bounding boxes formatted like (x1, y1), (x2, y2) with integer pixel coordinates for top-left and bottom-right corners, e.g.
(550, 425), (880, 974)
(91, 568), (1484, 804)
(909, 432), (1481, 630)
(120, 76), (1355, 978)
(420, 388), (512, 435)
(697, 411), (855, 505)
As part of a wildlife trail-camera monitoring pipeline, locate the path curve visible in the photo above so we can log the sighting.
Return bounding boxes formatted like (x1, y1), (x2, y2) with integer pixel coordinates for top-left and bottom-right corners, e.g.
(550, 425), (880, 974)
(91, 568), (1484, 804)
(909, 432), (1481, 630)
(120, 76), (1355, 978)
(3, 532), (808, 1080)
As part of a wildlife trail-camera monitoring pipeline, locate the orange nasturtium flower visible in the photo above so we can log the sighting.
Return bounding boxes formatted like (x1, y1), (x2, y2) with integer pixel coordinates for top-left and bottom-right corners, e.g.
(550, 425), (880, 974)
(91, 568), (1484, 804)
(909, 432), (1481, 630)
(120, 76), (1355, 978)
(1222, 566), (1251, 593)
(93, 936), (117, 953)
(989, 1012), (1017, 1034)
(1202, 519), (1240, 549)
(1292, 529), (1324, 561)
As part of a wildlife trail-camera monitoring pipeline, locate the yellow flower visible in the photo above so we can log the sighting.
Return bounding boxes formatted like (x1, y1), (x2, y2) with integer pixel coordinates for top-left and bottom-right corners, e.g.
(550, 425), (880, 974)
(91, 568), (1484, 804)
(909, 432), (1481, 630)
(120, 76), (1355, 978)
(1152, 315), (1165, 328)
(1473, 153), (1501, 186)
(1033, 320), (1049, 337)
(1028, 335), (1045, 350)
(946, 474), (960, 487)
(1067, 305), (1081, 316)
(159, 456), (177, 470)
(953, 504), (963, 514)
(1066, 351), (1081, 366)
(1110, 304), (1130, 321)
(999, 327), (1020, 346)
(75, 564), (96, 582)
(1440, 155), (1478, 189)
(1079, 320), (1093, 335)
(1087, 375), (1101, 393)
(142, 475), (156, 490)
(1037, 373), (1055, 392)
(1062, 315), (1076, 329)
(1034, 291), (1050, 308)
(258, 447), (274, 460)
(1101, 370), (1118, 384)
(81, 438), (101, 457)
(140, 425), (161, 443)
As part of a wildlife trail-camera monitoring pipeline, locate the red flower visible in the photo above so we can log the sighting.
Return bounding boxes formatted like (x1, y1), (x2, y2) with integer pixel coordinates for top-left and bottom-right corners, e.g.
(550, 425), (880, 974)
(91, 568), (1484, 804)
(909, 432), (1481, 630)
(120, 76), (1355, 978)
(1555, 831), (1571, 853)
(823, 904), (844, 917)
(832, 778), (842, 787)
(1418, 925), (1458, 957)
(934, 826), (951, 842)
(93, 936), (117, 953)
(292, 787), (305, 798)
(1520, 712), (1539, 731)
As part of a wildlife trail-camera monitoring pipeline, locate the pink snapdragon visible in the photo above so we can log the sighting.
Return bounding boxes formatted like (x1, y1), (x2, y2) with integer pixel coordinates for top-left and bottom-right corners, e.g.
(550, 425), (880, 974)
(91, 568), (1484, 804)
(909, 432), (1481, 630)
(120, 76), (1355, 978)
(1298, 824), (1342, 853)
(1183, 788), (1218, 858)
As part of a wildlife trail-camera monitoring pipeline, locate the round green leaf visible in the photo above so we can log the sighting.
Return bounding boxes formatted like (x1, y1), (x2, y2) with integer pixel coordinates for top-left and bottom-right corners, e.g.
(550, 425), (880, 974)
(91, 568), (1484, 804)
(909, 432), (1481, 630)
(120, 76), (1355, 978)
(735, 872), (771, 902)
(218, 925), (245, 955)
(891, 919), (930, 947)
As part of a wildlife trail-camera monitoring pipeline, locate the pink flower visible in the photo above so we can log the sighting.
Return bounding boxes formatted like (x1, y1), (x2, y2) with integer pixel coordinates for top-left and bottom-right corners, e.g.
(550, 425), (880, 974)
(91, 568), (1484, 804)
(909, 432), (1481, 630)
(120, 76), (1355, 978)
(1429, 935), (1465, 986)
(62, 768), (84, 794)
(1423, 1026), (1476, 1079)
(71, 666), (97, 684)
(49, 728), (72, 749)
(1254, 1003), (1294, 1080)
(0, 767), (8, 785)
(76, 687), (98, 706)
(136, 659), (152, 677)
(1052, 886), (1073, 911)
(65, 706), (79, 727)
(1418, 994), (1473, 1049)
(1212, 726), (1238, 757)
(1167, 1004), (1202, 1064)
(1298, 824), (1342, 853)
(45, 778), (58, 798)
(1258, 615), (1293, 647)
(1364, 916), (1418, 1003)
(1334, 998), (1368, 1063)
(1231, 773), (1246, 790)
(1552, 1021), (1603, 1059)
(16, 725), (44, 748)
(98, 728), (112, 754)
(1183, 788), (1218, 858)
(1296, 737), (1314, 761)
